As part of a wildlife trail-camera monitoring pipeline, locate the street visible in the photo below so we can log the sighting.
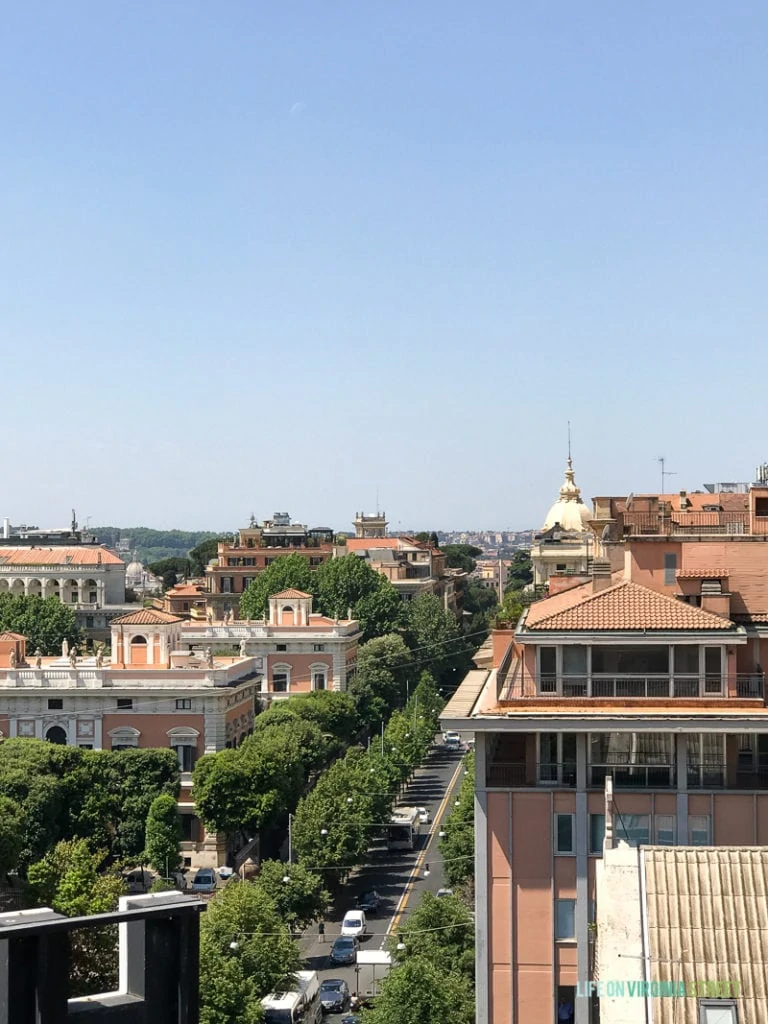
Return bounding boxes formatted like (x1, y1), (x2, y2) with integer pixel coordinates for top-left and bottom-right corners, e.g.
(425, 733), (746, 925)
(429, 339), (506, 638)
(298, 741), (467, 1009)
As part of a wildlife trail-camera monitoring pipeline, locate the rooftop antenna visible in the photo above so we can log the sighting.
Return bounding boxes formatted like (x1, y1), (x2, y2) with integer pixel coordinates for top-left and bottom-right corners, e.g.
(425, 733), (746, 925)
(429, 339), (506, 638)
(567, 420), (572, 463)
(656, 456), (677, 493)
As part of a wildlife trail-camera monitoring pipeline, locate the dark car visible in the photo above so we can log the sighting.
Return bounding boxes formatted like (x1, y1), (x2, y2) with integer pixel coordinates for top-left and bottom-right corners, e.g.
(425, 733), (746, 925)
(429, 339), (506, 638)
(319, 978), (350, 1013)
(340, 1016), (360, 1024)
(329, 936), (359, 966)
(356, 890), (381, 914)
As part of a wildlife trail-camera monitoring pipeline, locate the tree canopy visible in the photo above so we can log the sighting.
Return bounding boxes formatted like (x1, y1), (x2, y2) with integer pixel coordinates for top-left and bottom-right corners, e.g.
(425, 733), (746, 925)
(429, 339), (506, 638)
(27, 840), (125, 996)
(350, 633), (413, 726)
(0, 594), (81, 656)
(240, 554), (313, 619)
(404, 593), (474, 686)
(441, 544), (482, 574)
(506, 549), (533, 590)
(144, 793), (182, 876)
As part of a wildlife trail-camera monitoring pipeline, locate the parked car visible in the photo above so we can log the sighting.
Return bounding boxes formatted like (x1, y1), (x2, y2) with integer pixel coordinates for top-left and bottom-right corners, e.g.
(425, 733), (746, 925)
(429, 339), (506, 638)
(416, 807), (430, 824)
(436, 887), (454, 898)
(329, 936), (359, 966)
(217, 865), (235, 879)
(319, 978), (350, 1013)
(191, 868), (217, 894)
(340, 910), (367, 938)
(356, 890), (381, 914)
(340, 1016), (360, 1024)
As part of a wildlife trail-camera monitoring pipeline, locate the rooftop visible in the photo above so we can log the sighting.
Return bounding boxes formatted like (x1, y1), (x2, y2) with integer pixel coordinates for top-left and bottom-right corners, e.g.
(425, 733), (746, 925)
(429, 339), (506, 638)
(111, 608), (184, 626)
(523, 579), (736, 632)
(0, 546), (124, 566)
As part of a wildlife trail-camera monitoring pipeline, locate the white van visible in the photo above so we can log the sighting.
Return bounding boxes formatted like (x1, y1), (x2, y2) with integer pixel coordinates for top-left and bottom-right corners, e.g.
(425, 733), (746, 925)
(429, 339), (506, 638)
(262, 970), (322, 1024)
(444, 731), (462, 750)
(340, 909), (367, 938)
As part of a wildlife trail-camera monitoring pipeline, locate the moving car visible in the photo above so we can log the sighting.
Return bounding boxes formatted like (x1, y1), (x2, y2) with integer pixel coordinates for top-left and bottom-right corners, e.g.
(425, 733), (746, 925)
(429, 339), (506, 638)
(436, 887), (454, 898)
(416, 807), (430, 824)
(319, 978), (350, 1013)
(191, 868), (217, 894)
(356, 890), (381, 914)
(340, 910), (367, 938)
(443, 732), (462, 750)
(329, 936), (359, 966)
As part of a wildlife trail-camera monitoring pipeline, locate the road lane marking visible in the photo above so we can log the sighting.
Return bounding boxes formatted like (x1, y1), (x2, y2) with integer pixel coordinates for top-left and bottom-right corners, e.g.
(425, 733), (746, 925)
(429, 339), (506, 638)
(381, 756), (465, 947)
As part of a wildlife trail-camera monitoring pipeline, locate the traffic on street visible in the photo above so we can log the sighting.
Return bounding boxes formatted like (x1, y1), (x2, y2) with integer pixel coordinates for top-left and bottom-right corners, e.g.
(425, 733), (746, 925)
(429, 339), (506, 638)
(297, 737), (468, 1013)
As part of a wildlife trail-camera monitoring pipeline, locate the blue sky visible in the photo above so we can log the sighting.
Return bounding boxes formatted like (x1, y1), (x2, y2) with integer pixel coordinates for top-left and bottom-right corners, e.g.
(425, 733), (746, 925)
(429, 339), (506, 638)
(2, 3), (767, 532)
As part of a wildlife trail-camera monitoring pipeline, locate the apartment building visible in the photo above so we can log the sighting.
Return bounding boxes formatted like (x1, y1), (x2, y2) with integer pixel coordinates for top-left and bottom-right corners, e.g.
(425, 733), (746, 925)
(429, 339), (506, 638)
(0, 609), (258, 866)
(179, 589), (360, 700)
(205, 514), (334, 619)
(441, 478), (768, 1024)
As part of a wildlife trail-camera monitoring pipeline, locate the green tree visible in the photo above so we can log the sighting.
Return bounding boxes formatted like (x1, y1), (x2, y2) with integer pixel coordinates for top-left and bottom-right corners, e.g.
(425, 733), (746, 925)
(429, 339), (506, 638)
(0, 796), (25, 875)
(494, 589), (525, 627)
(147, 556), (190, 591)
(388, 889), (474, 979)
(27, 840), (125, 996)
(506, 549), (533, 589)
(144, 794), (182, 876)
(353, 579), (404, 642)
(253, 690), (360, 748)
(0, 594), (81, 656)
(188, 537), (227, 576)
(350, 634), (413, 726)
(311, 554), (402, 642)
(438, 754), (475, 889)
(441, 544), (482, 574)
(253, 860), (329, 930)
(364, 956), (474, 1024)
(404, 594), (473, 685)
(240, 554), (313, 619)
(200, 881), (300, 1019)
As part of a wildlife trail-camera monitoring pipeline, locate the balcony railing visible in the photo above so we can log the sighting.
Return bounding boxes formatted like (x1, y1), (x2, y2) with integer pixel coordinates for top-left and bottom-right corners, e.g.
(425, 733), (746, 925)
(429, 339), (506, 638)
(621, 511), (750, 536)
(538, 760), (577, 786)
(589, 763), (676, 788)
(486, 762), (528, 787)
(533, 673), (765, 700)
(687, 760), (726, 788)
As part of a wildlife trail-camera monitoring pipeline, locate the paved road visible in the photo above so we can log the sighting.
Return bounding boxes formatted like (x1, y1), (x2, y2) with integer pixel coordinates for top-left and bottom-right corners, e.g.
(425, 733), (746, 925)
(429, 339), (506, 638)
(298, 742), (467, 1010)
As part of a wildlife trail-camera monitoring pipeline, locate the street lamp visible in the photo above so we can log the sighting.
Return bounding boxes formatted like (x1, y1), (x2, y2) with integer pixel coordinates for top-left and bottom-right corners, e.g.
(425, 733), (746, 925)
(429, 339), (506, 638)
(438, 829), (447, 838)
(320, 828), (329, 836)
(396, 933), (405, 951)
(282, 875), (290, 884)
(229, 940), (239, 951)
(423, 863), (430, 878)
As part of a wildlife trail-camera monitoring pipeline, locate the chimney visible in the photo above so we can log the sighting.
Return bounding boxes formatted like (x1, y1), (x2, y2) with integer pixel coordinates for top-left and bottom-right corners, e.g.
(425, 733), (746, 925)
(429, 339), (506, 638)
(2, 518), (9, 539)
(679, 490), (690, 510)
(591, 558), (612, 592)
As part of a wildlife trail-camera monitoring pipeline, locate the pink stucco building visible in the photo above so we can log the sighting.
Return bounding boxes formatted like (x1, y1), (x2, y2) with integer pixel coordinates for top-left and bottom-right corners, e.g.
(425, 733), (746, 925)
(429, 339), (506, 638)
(442, 480), (768, 1024)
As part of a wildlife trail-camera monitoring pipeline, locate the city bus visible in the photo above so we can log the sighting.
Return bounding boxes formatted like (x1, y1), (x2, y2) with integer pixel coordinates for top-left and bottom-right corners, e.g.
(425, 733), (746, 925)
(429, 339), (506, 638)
(387, 806), (421, 851)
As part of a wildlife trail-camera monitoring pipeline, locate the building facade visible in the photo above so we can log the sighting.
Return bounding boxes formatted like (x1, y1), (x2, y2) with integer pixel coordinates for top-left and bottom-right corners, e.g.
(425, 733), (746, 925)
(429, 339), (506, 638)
(345, 536), (466, 615)
(442, 478), (768, 1024)
(205, 515), (334, 619)
(0, 609), (258, 866)
(179, 589), (360, 700)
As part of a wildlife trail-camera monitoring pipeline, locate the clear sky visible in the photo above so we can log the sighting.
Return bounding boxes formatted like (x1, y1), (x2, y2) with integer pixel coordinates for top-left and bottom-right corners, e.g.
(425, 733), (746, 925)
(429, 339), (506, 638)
(3, 3), (767, 533)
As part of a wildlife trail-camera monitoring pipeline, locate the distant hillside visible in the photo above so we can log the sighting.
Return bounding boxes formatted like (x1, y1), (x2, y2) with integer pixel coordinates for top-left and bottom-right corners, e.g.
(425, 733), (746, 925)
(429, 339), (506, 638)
(91, 527), (227, 565)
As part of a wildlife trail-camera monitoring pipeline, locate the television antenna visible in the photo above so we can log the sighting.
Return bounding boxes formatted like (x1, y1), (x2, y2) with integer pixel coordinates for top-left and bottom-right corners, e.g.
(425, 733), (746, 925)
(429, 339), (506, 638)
(656, 456), (677, 493)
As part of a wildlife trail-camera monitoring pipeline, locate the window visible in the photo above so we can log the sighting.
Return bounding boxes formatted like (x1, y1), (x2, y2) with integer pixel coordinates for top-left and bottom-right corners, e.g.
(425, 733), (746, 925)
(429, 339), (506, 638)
(47, 698), (63, 710)
(615, 814), (650, 847)
(176, 698), (192, 710)
(556, 563), (567, 571)
(78, 743), (94, 750)
(687, 734), (725, 787)
(538, 733), (577, 785)
(589, 813), (605, 854)
(89, 591), (97, 603)
(242, 577), (254, 590)
(555, 899), (576, 940)
(221, 577), (234, 594)
(313, 644), (326, 652)
(273, 672), (288, 693)
(688, 814), (711, 845)
(554, 813), (574, 854)
(704, 648), (723, 693)
(180, 815), (197, 842)
(664, 552), (678, 585)
(85, 615), (94, 628)
(538, 647), (557, 691)
(699, 1000), (738, 1023)
(116, 698), (133, 710)
(276, 644), (287, 652)
(312, 672), (326, 691)
(655, 814), (676, 845)
(173, 744), (196, 772)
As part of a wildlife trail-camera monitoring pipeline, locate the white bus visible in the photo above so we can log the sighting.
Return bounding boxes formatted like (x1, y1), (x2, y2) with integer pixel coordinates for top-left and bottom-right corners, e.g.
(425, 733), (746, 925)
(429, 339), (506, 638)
(387, 806), (421, 851)
(262, 970), (322, 1024)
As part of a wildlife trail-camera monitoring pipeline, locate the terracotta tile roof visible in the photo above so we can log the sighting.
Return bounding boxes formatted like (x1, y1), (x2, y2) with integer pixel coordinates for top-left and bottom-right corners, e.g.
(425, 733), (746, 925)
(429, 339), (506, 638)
(0, 546), (123, 566)
(346, 538), (399, 550)
(644, 847), (768, 1024)
(167, 584), (207, 596)
(111, 608), (183, 625)
(0, 632), (26, 641)
(271, 589), (312, 599)
(524, 580), (734, 632)
(675, 567), (729, 578)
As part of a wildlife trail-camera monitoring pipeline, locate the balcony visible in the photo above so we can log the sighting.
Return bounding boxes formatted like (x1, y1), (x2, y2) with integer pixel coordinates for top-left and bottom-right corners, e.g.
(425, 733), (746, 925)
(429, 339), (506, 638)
(589, 763), (676, 788)
(621, 511), (750, 536)
(532, 673), (765, 701)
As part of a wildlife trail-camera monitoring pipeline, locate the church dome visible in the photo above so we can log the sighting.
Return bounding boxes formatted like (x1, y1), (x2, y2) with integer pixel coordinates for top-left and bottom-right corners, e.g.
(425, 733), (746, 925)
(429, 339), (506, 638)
(126, 560), (144, 578)
(542, 458), (592, 532)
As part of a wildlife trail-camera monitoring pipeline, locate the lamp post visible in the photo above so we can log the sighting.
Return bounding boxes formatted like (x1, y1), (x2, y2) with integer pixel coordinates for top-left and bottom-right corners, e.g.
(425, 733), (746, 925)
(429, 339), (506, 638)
(288, 813), (293, 864)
